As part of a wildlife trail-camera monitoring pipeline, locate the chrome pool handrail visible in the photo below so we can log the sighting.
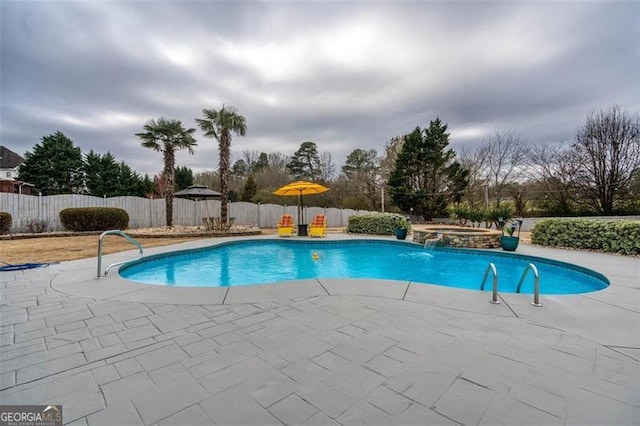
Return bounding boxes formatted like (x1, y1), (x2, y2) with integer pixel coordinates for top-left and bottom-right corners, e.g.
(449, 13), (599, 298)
(480, 262), (500, 304)
(516, 263), (542, 307)
(97, 230), (143, 279)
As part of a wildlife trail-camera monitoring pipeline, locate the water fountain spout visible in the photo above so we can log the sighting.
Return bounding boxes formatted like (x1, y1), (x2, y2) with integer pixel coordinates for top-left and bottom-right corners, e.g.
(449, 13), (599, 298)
(423, 232), (443, 249)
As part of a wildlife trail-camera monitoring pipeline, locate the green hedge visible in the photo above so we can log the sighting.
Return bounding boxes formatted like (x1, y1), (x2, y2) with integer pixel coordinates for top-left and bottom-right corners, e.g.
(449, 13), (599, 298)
(531, 219), (640, 256)
(0, 212), (12, 234)
(346, 213), (410, 235)
(60, 207), (129, 232)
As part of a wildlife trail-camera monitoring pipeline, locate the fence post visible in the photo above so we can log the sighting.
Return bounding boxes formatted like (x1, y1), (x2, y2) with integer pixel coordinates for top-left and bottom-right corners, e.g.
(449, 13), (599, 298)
(193, 199), (197, 226)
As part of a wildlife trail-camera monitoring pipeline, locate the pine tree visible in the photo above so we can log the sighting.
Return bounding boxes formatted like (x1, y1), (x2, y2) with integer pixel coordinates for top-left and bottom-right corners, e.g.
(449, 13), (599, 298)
(84, 151), (122, 196)
(18, 131), (84, 195)
(241, 175), (258, 201)
(175, 166), (194, 191)
(287, 141), (321, 180)
(388, 118), (468, 220)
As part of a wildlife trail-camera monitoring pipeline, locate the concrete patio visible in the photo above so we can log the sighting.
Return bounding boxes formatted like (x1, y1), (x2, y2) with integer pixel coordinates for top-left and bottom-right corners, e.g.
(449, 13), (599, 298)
(1, 235), (638, 425)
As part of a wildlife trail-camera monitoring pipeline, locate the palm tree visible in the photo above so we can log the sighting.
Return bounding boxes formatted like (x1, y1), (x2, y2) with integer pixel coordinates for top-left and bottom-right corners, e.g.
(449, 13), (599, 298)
(196, 105), (247, 226)
(136, 118), (197, 227)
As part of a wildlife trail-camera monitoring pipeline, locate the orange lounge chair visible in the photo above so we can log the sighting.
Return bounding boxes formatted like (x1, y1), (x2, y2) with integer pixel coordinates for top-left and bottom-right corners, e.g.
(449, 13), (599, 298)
(309, 214), (327, 237)
(277, 214), (294, 237)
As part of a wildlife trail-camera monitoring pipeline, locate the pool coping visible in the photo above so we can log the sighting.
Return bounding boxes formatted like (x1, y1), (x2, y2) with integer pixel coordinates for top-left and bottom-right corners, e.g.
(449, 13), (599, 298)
(50, 233), (640, 348)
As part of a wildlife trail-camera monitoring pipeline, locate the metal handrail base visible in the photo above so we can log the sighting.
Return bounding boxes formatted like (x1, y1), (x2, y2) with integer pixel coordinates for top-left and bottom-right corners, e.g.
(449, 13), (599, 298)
(97, 230), (144, 279)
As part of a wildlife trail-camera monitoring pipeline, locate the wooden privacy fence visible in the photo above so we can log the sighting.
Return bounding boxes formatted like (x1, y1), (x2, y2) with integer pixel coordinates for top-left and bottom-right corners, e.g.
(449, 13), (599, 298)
(0, 193), (371, 233)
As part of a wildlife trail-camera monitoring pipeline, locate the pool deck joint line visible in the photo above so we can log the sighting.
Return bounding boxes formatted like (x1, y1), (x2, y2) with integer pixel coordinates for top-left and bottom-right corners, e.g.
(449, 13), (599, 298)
(315, 278), (331, 296)
(401, 282), (411, 301)
(1, 234), (638, 425)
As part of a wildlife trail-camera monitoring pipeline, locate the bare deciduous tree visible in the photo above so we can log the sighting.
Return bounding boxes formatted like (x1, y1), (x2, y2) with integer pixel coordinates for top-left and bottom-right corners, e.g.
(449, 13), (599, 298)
(379, 135), (405, 211)
(379, 135), (404, 184)
(572, 106), (640, 214)
(267, 152), (289, 171)
(318, 151), (336, 182)
(458, 146), (489, 209)
(241, 150), (261, 170)
(341, 148), (380, 210)
(481, 130), (527, 206)
(526, 142), (581, 215)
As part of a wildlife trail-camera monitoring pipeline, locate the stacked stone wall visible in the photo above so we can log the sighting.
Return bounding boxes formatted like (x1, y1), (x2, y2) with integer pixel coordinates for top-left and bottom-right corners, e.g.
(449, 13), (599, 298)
(412, 229), (501, 249)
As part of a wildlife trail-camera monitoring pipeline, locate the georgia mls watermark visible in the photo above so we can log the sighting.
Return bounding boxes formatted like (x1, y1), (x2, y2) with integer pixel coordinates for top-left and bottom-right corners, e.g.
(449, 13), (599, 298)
(0, 405), (62, 426)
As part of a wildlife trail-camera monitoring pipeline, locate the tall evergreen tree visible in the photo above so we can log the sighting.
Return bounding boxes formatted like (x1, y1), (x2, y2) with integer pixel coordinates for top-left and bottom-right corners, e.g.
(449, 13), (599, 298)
(241, 175), (258, 201)
(84, 151), (122, 196)
(254, 152), (269, 171)
(231, 159), (249, 177)
(287, 141), (321, 180)
(140, 174), (155, 197)
(84, 150), (154, 197)
(117, 163), (153, 197)
(175, 166), (194, 191)
(18, 131), (84, 195)
(388, 118), (468, 220)
(388, 128), (424, 215)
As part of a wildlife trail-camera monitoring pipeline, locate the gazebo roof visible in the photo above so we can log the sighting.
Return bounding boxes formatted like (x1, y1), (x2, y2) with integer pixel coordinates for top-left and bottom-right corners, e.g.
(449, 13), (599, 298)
(174, 184), (221, 200)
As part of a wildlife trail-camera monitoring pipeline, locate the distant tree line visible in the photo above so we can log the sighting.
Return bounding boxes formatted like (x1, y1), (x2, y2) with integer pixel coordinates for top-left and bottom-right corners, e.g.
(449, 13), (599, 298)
(18, 131), (155, 197)
(17, 106), (640, 228)
(455, 106), (640, 217)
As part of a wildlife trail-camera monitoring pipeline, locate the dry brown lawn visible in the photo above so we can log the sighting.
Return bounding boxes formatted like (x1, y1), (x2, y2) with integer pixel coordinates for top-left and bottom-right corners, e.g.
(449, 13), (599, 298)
(1, 235), (207, 265)
(1, 224), (269, 265)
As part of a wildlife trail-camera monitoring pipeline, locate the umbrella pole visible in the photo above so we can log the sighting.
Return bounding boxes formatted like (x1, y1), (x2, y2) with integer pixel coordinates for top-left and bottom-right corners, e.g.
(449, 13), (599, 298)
(297, 193), (309, 236)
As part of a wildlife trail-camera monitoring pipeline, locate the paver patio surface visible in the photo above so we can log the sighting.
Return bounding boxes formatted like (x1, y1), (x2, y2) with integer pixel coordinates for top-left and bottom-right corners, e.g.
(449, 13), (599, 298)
(1, 236), (638, 425)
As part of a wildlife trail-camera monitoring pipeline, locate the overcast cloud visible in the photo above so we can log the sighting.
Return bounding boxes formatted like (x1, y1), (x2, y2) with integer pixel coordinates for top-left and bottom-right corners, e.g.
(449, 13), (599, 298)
(1, 0), (638, 177)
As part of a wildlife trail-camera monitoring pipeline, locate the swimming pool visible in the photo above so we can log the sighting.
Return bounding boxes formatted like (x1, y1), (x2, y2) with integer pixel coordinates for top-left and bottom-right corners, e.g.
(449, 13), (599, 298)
(119, 239), (609, 294)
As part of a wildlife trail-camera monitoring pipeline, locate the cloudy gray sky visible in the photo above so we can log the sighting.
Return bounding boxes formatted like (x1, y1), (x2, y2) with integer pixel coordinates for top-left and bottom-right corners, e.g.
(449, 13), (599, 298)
(2, 0), (638, 177)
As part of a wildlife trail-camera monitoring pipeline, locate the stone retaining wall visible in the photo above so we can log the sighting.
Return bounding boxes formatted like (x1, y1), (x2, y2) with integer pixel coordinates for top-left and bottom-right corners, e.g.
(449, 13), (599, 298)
(413, 230), (501, 249)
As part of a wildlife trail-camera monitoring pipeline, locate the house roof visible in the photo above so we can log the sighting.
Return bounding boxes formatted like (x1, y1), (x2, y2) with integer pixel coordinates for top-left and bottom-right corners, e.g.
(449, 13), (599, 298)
(0, 146), (25, 169)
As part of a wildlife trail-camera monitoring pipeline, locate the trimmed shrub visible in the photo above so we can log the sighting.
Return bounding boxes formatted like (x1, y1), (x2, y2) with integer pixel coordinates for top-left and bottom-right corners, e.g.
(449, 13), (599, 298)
(531, 219), (640, 256)
(346, 213), (410, 235)
(60, 207), (129, 232)
(0, 212), (12, 234)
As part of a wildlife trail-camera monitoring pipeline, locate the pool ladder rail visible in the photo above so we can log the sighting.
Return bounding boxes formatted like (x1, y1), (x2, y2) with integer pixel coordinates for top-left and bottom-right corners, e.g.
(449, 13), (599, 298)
(480, 262), (500, 304)
(516, 263), (542, 307)
(97, 230), (144, 279)
(480, 262), (542, 307)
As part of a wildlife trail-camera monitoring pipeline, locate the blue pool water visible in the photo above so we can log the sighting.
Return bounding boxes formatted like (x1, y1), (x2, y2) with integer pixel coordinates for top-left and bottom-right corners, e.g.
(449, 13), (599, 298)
(119, 239), (609, 294)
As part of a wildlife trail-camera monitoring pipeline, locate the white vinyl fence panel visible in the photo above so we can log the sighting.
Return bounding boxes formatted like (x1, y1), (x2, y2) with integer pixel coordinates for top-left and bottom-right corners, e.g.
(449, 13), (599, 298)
(5, 193), (635, 234)
(0, 193), (374, 233)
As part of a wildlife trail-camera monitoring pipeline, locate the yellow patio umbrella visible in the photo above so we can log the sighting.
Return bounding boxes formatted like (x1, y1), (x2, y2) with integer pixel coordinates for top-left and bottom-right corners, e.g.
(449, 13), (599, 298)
(273, 180), (330, 227)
